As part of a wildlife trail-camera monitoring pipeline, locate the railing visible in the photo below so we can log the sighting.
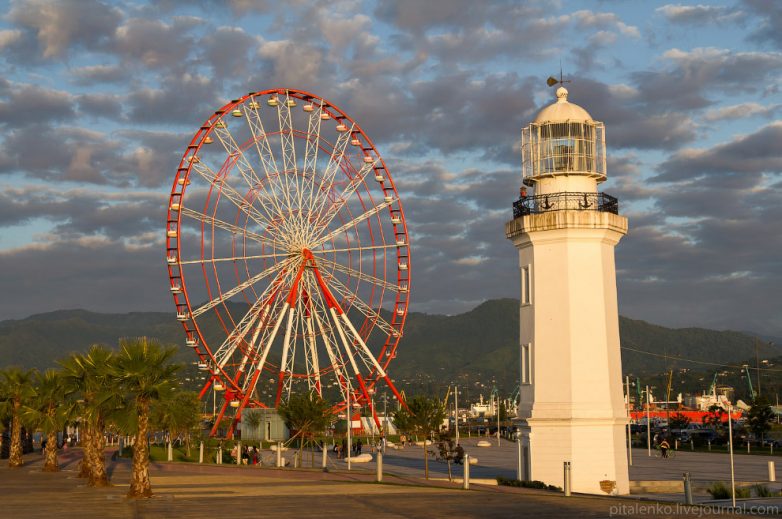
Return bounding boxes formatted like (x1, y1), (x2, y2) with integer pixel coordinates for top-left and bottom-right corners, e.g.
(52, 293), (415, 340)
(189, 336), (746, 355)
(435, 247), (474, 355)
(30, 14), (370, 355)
(512, 192), (618, 218)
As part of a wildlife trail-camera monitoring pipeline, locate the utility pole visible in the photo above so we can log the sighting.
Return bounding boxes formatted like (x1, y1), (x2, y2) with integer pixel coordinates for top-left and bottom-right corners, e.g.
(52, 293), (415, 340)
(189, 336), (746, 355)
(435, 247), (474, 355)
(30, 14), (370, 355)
(755, 339), (762, 396)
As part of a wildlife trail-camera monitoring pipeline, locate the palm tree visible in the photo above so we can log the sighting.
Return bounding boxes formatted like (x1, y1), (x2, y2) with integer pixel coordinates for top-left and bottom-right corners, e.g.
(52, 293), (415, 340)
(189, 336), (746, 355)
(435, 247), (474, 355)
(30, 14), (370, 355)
(0, 367), (37, 468)
(24, 370), (68, 472)
(59, 345), (116, 486)
(112, 337), (180, 498)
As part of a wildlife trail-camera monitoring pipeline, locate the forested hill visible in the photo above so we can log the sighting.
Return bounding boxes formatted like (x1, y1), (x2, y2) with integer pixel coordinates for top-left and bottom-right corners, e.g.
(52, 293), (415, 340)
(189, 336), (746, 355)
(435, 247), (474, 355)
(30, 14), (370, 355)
(0, 300), (778, 394)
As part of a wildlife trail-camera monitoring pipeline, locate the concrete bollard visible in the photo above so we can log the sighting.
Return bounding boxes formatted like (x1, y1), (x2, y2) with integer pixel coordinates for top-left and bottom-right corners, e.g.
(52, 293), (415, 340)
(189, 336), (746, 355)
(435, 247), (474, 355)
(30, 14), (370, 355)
(322, 444), (328, 469)
(199, 441), (204, 464)
(217, 447), (223, 464)
(376, 451), (383, 483)
(564, 461), (572, 497)
(707, 440), (711, 451)
(167, 441), (173, 461)
(683, 472), (693, 505)
(118, 437), (123, 457)
(747, 442), (750, 454)
(675, 439), (679, 450)
(690, 440), (694, 451)
(463, 454), (470, 490)
(294, 451), (300, 468)
(769, 461), (776, 482)
(237, 441), (242, 466)
(276, 442), (282, 468)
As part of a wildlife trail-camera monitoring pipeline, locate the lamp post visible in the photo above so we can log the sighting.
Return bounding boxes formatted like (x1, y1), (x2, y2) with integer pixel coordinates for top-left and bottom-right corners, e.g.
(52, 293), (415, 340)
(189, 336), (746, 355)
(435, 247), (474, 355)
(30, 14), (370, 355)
(645, 385), (652, 457)
(347, 388), (351, 471)
(368, 387), (376, 442)
(728, 403), (736, 508)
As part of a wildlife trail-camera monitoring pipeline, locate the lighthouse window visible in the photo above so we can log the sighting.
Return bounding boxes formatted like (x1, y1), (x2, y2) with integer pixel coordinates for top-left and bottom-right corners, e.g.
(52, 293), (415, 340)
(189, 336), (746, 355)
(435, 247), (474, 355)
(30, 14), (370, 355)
(521, 343), (532, 385)
(521, 265), (531, 305)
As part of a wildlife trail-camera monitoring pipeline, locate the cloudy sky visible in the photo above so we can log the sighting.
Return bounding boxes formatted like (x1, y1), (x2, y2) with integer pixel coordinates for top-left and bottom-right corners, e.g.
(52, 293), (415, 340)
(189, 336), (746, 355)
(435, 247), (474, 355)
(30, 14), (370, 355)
(0, 0), (780, 337)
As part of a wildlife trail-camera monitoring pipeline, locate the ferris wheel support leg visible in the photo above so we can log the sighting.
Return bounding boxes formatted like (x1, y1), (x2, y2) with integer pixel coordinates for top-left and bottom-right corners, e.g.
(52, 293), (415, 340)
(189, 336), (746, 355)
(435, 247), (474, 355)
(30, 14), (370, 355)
(210, 398), (231, 438)
(226, 370), (262, 440)
(275, 305), (296, 407)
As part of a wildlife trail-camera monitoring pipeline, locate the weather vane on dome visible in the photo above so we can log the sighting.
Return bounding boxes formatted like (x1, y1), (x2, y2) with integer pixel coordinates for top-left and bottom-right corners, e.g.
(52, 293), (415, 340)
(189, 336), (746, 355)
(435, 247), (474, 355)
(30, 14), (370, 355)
(546, 62), (571, 88)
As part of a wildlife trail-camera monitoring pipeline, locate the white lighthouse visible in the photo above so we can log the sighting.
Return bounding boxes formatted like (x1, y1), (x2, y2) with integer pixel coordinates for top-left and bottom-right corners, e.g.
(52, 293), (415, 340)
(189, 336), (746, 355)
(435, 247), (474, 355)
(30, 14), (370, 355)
(505, 86), (629, 495)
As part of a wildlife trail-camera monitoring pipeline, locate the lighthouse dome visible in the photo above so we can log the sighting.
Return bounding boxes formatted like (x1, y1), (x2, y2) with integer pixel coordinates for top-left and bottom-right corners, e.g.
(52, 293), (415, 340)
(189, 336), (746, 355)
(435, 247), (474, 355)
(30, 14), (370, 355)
(533, 87), (592, 123)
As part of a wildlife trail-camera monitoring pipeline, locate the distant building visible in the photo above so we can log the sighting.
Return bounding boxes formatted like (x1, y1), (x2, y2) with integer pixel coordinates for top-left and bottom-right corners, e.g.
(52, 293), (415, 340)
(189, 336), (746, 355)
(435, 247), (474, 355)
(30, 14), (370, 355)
(240, 408), (289, 442)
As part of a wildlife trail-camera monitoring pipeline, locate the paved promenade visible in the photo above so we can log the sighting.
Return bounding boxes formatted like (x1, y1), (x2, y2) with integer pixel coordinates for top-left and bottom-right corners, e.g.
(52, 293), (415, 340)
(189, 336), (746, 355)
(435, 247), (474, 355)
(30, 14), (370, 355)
(0, 444), (780, 518)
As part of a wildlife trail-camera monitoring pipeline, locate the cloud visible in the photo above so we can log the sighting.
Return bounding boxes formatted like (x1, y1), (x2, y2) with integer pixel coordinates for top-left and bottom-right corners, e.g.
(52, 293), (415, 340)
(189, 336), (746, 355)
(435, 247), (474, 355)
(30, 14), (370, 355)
(7, 0), (122, 59)
(702, 102), (781, 121)
(742, 0), (782, 49)
(656, 4), (744, 25)
(71, 64), (130, 85)
(0, 82), (75, 126)
(655, 121), (782, 182)
(114, 17), (199, 69)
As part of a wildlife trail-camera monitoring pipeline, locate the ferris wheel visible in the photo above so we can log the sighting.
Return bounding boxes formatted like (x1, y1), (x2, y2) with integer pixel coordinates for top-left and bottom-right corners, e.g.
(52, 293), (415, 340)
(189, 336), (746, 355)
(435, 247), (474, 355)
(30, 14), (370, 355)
(165, 88), (410, 437)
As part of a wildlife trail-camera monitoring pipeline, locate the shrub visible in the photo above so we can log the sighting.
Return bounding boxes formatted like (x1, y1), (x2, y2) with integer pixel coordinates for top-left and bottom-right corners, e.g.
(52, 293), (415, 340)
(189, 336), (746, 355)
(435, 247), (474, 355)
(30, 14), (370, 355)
(707, 482), (731, 499)
(496, 476), (561, 491)
(735, 487), (751, 499)
(752, 484), (773, 498)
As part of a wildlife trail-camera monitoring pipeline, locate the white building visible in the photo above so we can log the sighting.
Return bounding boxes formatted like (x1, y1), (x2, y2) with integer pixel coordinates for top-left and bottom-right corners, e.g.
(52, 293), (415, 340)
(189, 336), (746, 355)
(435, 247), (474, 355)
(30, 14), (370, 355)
(505, 86), (630, 495)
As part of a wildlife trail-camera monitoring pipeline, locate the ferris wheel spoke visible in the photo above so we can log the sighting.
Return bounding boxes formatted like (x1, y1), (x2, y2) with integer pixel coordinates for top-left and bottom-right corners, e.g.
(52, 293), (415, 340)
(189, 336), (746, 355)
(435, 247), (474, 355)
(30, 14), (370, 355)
(191, 256), (295, 318)
(306, 123), (354, 224)
(309, 288), (350, 401)
(326, 275), (397, 337)
(311, 243), (400, 255)
(276, 92), (300, 224)
(308, 159), (378, 237)
(178, 251), (286, 265)
(316, 256), (399, 293)
(211, 120), (283, 219)
(311, 198), (396, 248)
(190, 161), (276, 231)
(180, 206), (281, 248)
(212, 271), (289, 369)
(301, 103), (324, 226)
(243, 96), (296, 230)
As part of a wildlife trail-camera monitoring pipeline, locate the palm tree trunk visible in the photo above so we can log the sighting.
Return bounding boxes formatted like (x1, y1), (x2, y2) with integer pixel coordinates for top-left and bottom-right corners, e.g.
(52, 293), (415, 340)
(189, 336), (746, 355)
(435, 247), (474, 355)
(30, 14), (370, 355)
(43, 429), (59, 472)
(89, 419), (109, 487)
(8, 400), (24, 468)
(128, 398), (152, 498)
(78, 424), (93, 479)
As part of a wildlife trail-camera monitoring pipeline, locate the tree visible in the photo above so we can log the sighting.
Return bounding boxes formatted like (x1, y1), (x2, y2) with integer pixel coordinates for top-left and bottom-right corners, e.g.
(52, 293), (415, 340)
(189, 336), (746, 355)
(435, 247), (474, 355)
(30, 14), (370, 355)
(393, 396), (446, 479)
(112, 337), (180, 498)
(747, 395), (775, 441)
(669, 412), (691, 430)
(24, 370), (68, 472)
(277, 393), (333, 465)
(151, 390), (202, 458)
(703, 404), (726, 432)
(60, 345), (117, 486)
(0, 367), (37, 468)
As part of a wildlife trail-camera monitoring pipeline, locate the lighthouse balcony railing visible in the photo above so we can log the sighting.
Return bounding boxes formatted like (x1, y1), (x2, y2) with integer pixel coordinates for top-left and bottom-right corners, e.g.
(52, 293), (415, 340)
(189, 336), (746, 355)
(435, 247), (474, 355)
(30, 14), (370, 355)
(512, 192), (618, 218)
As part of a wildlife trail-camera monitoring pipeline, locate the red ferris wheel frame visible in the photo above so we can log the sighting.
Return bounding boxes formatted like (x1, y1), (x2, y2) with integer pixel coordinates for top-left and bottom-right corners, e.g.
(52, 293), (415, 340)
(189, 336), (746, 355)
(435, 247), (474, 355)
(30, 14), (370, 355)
(165, 88), (410, 437)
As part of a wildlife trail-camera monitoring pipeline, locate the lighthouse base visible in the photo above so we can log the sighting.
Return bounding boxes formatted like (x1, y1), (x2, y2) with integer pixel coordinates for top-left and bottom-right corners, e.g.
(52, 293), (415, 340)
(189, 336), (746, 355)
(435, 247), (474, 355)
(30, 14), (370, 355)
(518, 416), (630, 495)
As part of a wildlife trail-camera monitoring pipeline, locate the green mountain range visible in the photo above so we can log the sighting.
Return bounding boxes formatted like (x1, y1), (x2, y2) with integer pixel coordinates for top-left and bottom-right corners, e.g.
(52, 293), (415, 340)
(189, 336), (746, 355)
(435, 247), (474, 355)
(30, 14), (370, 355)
(0, 299), (779, 399)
